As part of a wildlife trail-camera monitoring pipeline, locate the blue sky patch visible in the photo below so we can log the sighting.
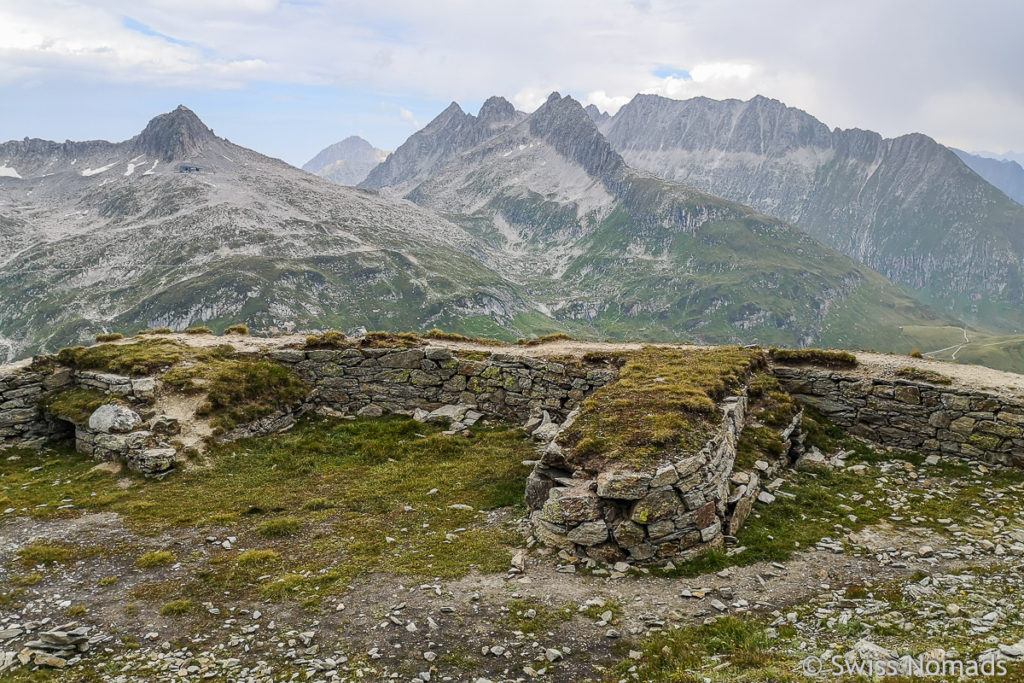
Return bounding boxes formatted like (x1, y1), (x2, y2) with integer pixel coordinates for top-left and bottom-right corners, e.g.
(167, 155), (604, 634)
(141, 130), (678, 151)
(652, 66), (691, 80)
(122, 16), (193, 48)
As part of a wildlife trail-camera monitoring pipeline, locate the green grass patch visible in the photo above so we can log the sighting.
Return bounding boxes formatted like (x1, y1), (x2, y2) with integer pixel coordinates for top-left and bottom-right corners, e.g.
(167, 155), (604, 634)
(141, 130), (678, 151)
(184, 326), (213, 335)
(56, 338), (187, 376)
(502, 598), (577, 634)
(235, 549), (280, 568)
(158, 598), (196, 616)
(16, 542), (78, 568)
(41, 387), (111, 425)
(95, 333), (123, 342)
(661, 462), (889, 577)
(162, 356), (308, 431)
(256, 517), (302, 538)
(770, 347), (858, 368)
(136, 550), (175, 568)
(0, 416), (533, 604)
(560, 346), (763, 469)
(612, 616), (781, 680)
(223, 324), (249, 335)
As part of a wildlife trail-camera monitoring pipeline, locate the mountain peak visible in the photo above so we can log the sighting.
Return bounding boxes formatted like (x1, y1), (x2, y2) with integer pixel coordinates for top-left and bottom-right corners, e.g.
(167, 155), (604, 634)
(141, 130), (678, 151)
(584, 104), (610, 124)
(477, 96), (516, 125)
(528, 94), (625, 182)
(132, 105), (216, 162)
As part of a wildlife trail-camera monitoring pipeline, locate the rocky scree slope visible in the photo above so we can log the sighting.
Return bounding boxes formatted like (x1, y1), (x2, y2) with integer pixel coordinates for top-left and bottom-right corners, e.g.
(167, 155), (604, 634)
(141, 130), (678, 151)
(362, 92), (953, 351)
(0, 107), (541, 362)
(301, 135), (389, 186)
(601, 94), (1024, 333)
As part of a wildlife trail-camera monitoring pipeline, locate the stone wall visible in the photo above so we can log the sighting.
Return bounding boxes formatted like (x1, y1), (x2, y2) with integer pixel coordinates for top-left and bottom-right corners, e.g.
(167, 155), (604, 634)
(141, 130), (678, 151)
(2, 344), (616, 475)
(774, 366), (1024, 466)
(0, 360), (72, 447)
(527, 393), (750, 564)
(269, 346), (615, 423)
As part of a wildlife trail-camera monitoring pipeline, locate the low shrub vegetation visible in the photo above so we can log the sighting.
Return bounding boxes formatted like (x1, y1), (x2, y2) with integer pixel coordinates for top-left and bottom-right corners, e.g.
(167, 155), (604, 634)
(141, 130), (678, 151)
(223, 324), (250, 335)
(184, 326), (213, 335)
(95, 333), (124, 342)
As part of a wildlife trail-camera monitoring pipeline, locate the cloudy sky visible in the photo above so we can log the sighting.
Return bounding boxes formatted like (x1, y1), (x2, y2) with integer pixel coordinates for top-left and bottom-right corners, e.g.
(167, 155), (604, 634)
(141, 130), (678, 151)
(1, 0), (1021, 166)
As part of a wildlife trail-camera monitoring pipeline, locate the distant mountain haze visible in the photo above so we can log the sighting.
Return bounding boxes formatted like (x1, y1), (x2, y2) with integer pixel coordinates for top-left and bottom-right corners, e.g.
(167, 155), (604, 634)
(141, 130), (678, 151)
(950, 148), (1024, 206)
(302, 136), (389, 186)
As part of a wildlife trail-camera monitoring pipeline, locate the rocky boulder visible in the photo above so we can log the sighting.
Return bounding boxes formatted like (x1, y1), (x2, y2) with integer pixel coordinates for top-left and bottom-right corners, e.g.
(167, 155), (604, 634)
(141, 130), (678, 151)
(87, 405), (141, 434)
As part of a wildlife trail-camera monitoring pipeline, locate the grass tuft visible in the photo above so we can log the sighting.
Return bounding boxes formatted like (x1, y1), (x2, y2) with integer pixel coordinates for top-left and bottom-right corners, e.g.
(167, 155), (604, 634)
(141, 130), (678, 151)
(159, 599), (195, 616)
(770, 347), (858, 368)
(256, 517), (302, 538)
(224, 324), (250, 335)
(895, 366), (952, 385)
(17, 543), (76, 568)
(304, 330), (348, 349)
(136, 550), (175, 568)
(184, 326), (213, 335)
(517, 333), (571, 346)
(95, 333), (124, 342)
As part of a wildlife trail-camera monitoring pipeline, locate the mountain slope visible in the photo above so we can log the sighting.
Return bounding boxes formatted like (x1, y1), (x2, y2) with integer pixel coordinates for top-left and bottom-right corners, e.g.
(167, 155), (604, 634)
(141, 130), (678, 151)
(302, 136), (388, 186)
(950, 148), (1024, 206)
(601, 95), (1024, 333)
(0, 107), (538, 362)
(363, 93), (954, 351)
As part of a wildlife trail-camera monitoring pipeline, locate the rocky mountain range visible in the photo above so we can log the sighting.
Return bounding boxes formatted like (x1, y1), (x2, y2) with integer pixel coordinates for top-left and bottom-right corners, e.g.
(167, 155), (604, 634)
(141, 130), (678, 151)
(950, 148), (1024, 206)
(599, 94), (1024, 333)
(362, 93), (951, 351)
(0, 106), (535, 362)
(0, 100), (954, 362)
(301, 136), (389, 186)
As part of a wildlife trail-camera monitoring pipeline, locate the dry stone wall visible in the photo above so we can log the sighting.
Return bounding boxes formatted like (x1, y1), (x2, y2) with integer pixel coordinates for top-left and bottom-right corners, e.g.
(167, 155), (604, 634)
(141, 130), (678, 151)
(0, 360), (72, 447)
(527, 394), (750, 564)
(268, 346), (615, 422)
(774, 366), (1024, 466)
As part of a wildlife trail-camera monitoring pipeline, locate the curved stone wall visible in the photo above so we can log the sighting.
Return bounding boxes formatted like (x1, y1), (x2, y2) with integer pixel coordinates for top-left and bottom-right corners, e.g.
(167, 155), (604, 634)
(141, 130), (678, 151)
(527, 394), (749, 564)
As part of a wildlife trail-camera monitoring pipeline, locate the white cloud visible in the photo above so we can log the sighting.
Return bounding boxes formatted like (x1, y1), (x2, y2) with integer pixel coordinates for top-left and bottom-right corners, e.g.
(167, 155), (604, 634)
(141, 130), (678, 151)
(582, 90), (633, 116)
(689, 62), (753, 83)
(399, 107), (420, 128)
(0, 0), (1022, 151)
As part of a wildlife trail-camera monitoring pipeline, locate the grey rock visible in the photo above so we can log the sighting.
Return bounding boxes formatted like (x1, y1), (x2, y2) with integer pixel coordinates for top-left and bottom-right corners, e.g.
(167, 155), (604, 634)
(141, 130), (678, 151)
(88, 404), (141, 433)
